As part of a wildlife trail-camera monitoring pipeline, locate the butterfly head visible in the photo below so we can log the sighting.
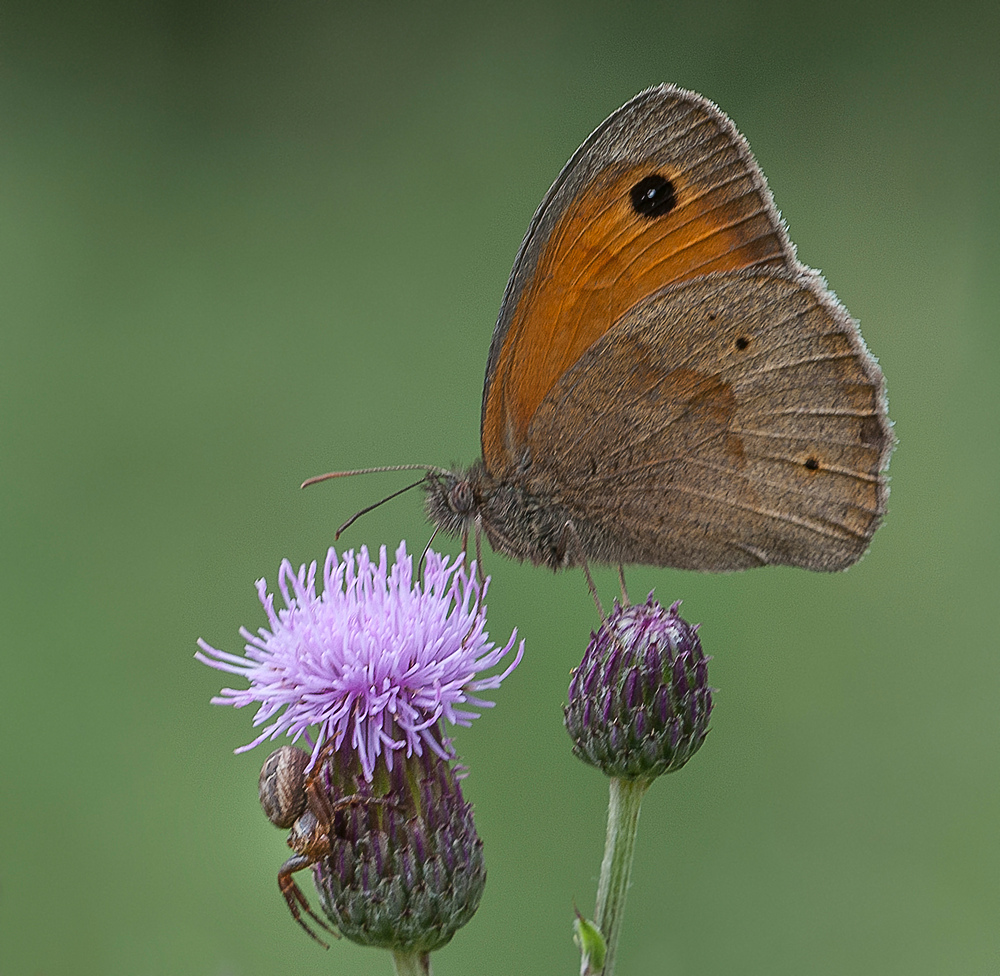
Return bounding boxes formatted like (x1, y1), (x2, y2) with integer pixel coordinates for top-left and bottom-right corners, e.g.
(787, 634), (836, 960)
(423, 463), (485, 540)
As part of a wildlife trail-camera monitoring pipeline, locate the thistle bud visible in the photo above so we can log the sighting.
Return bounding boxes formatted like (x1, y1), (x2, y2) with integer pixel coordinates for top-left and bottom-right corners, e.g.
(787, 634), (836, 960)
(565, 596), (713, 781)
(312, 736), (487, 953)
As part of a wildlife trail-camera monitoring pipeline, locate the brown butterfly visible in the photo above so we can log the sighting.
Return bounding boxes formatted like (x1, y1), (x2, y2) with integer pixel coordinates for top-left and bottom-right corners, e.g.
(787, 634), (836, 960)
(315, 84), (893, 574)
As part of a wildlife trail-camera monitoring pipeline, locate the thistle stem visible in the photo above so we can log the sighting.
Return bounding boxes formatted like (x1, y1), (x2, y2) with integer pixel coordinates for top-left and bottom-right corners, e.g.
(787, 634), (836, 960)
(391, 949), (431, 976)
(593, 776), (650, 976)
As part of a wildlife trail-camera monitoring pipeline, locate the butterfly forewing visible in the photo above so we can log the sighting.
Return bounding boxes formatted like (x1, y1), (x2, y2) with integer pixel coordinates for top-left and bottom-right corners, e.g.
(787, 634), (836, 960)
(481, 85), (796, 475)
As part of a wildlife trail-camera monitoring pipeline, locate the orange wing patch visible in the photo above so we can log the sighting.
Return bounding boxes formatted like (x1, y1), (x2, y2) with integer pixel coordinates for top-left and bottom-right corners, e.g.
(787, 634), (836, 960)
(482, 160), (788, 474)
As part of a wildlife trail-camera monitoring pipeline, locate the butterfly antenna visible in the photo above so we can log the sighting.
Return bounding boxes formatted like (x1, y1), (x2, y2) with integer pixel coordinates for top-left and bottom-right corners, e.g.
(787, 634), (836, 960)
(332, 478), (425, 541)
(301, 463), (448, 489)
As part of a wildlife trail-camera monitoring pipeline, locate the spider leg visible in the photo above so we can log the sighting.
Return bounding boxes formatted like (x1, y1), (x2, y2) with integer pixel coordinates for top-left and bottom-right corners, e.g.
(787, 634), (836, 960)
(277, 853), (339, 948)
(303, 740), (339, 822)
(303, 739), (401, 822)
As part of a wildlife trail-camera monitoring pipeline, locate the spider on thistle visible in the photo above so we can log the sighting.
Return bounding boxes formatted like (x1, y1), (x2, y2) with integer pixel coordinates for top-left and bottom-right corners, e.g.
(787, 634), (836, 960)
(258, 742), (397, 948)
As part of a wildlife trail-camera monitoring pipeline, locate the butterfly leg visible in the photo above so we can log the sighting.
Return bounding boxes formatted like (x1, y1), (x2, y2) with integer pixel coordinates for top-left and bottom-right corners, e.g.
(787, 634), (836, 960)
(417, 527), (439, 584)
(618, 565), (630, 606)
(474, 518), (485, 583)
(560, 519), (604, 619)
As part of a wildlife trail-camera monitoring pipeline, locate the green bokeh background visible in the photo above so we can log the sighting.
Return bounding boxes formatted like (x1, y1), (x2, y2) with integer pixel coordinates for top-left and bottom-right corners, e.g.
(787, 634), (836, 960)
(3, 1), (997, 973)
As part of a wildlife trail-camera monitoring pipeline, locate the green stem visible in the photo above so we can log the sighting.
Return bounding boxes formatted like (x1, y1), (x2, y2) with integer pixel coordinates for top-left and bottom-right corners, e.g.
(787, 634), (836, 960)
(592, 776), (650, 976)
(391, 949), (431, 976)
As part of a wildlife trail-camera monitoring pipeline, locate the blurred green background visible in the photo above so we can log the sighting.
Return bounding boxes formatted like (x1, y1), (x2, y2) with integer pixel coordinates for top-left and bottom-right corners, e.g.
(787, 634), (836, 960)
(3, 1), (997, 973)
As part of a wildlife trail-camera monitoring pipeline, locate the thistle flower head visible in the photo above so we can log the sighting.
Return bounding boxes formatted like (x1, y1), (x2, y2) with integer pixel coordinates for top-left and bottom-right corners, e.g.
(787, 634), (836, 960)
(565, 596), (713, 781)
(311, 737), (487, 952)
(197, 542), (523, 781)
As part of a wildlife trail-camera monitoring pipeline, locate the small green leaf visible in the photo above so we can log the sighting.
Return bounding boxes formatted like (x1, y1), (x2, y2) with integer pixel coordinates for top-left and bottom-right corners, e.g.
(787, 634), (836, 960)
(573, 910), (606, 974)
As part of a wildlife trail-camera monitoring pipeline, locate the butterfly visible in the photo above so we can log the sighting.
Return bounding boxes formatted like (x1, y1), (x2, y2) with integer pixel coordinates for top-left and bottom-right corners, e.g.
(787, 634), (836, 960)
(315, 85), (893, 575)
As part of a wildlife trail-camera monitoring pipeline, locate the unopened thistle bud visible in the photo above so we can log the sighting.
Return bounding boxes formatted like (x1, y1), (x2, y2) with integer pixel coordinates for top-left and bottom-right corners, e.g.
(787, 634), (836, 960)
(565, 596), (712, 781)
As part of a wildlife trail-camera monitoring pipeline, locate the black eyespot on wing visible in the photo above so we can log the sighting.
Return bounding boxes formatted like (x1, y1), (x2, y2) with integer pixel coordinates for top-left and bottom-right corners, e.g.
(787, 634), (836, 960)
(630, 174), (677, 218)
(734, 335), (750, 351)
(804, 456), (820, 471)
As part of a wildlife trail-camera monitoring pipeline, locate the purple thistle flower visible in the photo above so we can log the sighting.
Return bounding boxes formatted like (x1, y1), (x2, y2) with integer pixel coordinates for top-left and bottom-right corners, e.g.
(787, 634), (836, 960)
(196, 542), (523, 781)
